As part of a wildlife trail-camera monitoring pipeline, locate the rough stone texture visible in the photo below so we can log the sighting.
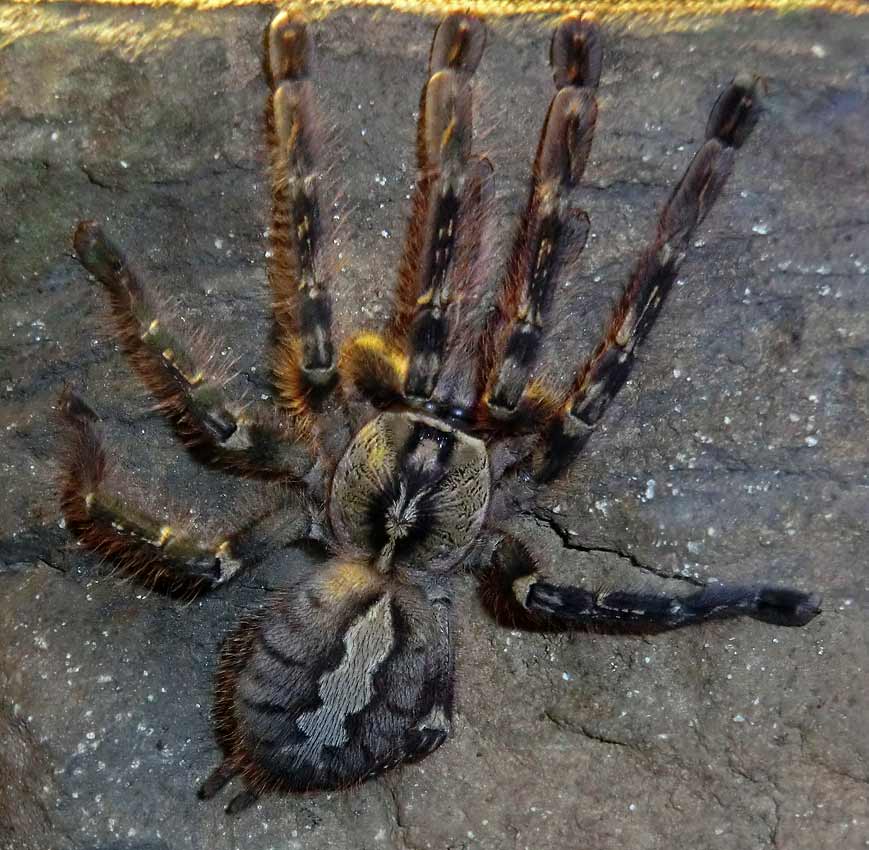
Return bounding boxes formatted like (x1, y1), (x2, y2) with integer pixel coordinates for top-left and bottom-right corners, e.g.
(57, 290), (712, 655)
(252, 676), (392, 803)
(1, 4), (867, 850)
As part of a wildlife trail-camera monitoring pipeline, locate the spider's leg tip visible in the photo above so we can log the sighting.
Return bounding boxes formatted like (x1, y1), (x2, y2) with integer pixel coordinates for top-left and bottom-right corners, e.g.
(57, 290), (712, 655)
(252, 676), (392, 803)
(757, 587), (823, 627)
(430, 13), (486, 76)
(72, 218), (126, 285)
(796, 592), (823, 623)
(551, 12), (602, 90)
(225, 789), (259, 816)
(198, 758), (241, 801)
(58, 387), (99, 425)
(268, 10), (312, 84)
(706, 72), (764, 148)
(268, 9), (304, 39)
(72, 218), (101, 257)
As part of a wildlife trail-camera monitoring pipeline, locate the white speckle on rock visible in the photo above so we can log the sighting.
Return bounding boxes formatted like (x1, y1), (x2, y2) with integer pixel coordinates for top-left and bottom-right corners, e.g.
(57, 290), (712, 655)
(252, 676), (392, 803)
(805, 435), (819, 447)
(751, 223), (769, 235)
(644, 479), (656, 500)
(811, 44), (827, 58)
(732, 713), (746, 723)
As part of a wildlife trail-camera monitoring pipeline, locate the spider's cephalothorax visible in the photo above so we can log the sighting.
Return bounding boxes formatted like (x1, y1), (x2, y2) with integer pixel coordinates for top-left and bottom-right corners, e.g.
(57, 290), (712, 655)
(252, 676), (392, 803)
(60, 10), (821, 814)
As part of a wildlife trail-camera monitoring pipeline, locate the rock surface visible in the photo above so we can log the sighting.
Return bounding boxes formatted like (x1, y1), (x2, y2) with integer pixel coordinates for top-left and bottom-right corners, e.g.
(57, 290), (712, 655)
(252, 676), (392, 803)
(1, 4), (867, 850)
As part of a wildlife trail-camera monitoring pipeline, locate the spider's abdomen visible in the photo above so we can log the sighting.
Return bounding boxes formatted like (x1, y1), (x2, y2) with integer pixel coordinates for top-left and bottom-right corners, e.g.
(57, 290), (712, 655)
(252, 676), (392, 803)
(219, 559), (454, 792)
(329, 411), (490, 574)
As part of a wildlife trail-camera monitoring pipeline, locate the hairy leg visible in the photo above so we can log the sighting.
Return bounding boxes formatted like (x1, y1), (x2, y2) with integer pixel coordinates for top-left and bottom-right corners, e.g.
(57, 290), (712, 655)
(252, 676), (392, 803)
(484, 534), (821, 630)
(73, 222), (315, 481)
(478, 14), (598, 430)
(541, 73), (765, 478)
(340, 13), (493, 420)
(265, 13), (355, 465)
(58, 391), (313, 595)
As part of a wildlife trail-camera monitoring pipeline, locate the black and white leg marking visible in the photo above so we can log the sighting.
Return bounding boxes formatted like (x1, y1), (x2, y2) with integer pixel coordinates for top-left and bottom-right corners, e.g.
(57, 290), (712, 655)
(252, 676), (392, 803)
(268, 12), (336, 390)
(482, 14), (597, 421)
(58, 391), (314, 593)
(402, 14), (489, 404)
(543, 73), (766, 479)
(490, 534), (821, 629)
(72, 222), (315, 481)
(58, 391), (243, 592)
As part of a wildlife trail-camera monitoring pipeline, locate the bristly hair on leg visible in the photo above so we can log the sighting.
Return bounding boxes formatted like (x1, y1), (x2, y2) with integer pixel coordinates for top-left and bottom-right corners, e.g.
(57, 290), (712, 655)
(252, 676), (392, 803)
(73, 221), (318, 482)
(388, 14), (487, 351)
(56, 388), (244, 598)
(476, 14), (598, 437)
(538, 72), (766, 481)
(265, 12), (354, 468)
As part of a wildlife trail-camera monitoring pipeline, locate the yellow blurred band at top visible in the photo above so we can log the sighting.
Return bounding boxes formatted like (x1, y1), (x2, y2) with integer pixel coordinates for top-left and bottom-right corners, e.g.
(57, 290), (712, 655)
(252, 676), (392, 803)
(8, 0), (869, 20)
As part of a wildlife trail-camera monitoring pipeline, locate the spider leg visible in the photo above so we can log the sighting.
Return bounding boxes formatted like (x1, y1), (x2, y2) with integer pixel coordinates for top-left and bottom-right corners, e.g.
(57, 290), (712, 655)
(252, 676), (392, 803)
(197, 760), (240, 801)
(73, 222), (315, 481)
(540, 73), (765, 479)
(224, 788), (260, 816)
(199, 757), (260, 816)
(340, 14), (493, 417)
(485, 534), (822, 630)
(58, 390), (313, 595)
(266, 13), (350, 462)
(478, 14), (598, 430)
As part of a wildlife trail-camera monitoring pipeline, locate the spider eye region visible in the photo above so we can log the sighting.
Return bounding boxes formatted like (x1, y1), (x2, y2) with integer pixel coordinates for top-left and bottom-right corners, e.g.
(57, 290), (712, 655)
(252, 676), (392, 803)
(329, 411), (490, 574)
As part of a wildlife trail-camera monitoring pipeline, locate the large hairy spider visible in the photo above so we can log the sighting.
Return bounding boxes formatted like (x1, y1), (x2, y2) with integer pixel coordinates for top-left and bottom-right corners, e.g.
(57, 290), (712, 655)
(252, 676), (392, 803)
(59, 10), (821, 815)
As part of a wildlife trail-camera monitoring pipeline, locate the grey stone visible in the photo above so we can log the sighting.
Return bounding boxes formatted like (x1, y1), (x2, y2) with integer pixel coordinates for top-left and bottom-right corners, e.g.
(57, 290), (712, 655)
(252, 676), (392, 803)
(0, 5), (867, 850)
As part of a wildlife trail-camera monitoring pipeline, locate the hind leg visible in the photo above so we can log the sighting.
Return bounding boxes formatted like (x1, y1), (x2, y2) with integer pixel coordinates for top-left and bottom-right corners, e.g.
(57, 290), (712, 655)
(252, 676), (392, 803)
(59, 391), (313, 594)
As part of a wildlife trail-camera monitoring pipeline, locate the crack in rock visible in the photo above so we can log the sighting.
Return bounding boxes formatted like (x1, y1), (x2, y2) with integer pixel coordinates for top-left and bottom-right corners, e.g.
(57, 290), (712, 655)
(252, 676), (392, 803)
(544, 709), (636, 750)
(529, 509), (705, 587)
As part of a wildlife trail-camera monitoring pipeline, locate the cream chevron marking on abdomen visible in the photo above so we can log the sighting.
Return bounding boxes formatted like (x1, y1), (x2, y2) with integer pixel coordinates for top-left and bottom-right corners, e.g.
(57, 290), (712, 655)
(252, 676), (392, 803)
(295, 593), (395, 750)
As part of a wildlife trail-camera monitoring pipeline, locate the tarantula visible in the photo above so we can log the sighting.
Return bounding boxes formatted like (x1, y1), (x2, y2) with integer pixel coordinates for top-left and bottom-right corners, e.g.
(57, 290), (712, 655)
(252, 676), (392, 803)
(59, 10), (821, 815)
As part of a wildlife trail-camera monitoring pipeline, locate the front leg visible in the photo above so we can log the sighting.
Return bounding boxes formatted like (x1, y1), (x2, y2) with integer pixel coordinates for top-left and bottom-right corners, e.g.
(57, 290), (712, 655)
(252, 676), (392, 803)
(540, 73), (766, 481)
(484, 534), (821, 630)
(265, 13), (355, 465)
(340, 13), (493, 420)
